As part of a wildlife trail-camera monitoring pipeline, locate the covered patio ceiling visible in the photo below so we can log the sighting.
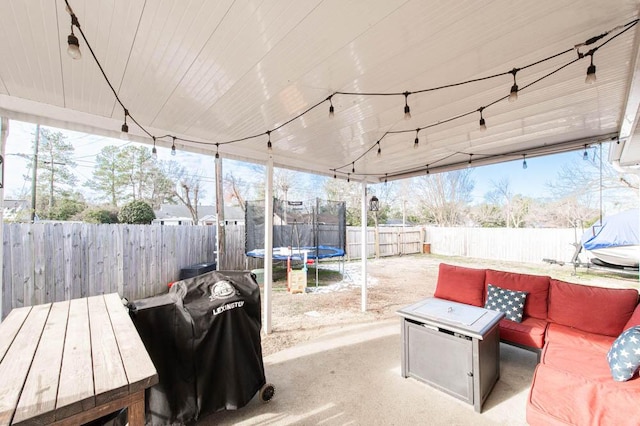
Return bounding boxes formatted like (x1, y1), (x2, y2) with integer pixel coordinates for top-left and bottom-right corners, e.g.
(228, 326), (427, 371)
(1, 0), (640, 182)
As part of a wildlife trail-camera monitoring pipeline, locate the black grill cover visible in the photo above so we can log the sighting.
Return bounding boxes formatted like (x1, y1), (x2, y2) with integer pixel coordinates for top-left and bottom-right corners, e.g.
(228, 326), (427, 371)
(129, 270), (265, 425)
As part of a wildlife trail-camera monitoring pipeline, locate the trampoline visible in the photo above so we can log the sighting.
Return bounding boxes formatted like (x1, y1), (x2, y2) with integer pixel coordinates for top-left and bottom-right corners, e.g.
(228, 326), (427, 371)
(246, 245), (346, 261)
(245, 198), (347, 286)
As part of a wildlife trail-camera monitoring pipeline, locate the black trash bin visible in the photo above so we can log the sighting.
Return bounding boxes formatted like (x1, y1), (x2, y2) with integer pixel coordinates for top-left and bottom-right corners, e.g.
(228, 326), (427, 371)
(129, 270), (274, 425)
(179, 262), (217, 280)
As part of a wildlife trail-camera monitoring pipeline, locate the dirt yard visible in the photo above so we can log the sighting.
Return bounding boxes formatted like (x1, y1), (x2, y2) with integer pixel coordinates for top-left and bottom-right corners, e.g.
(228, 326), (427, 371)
(260, 253), (639, 356)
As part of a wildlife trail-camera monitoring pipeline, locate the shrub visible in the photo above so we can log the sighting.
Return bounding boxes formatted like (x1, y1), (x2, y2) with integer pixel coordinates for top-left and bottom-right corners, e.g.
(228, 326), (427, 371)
(117, 201), (155, 224)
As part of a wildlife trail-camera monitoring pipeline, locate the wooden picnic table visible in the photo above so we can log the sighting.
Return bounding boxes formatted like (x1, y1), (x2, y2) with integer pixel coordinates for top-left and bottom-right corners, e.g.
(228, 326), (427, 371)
(0, 293), (158, 425)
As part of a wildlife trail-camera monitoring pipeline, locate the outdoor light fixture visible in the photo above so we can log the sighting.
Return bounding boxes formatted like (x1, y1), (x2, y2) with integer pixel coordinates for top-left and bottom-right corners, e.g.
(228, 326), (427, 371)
(583, 145), (589, 160)
(266, 131), (272, 152)
(468, 154), (473, 168)
(377, 142), (381, 158)
(151, 137), (157, 159)
(333, 172), (337, 179)
(585, 54), (597, 84)
(414, 129), (420, 149)
(171, 137), (176, 156)
(509, 68), (519, 102)
(352, 162), (355, 173)
(66, 7), (81, 60)
(478, 107), (487, 132)
(120, 109), (129, 140)
(369, 195), (379, 212)
(215, 143), (220, 159)
(384, 174), (388, 185)
(328, 95), (335, 118)
(347, 173), (350, 183)
(426, 165), (430, 175)
(403, 92), (411, 120)
(522, 154), (528, 169)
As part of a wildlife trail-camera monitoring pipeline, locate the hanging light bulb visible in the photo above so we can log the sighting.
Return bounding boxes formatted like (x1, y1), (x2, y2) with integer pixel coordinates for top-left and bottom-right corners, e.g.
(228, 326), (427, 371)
(171, 137), (176, 156)
(522, 154), (528, 169)
(509, 68), (519, 102)
(583, 145), (589, 160)
(426, 164), (430, 175)
(478, 107), (487, 132)
(403, 92), (411, 120)
(215, 143), (220, 159)
(414, 129), (419, 149)
(328, 95), (335, 118)
(384, 174), (388, 185)
(120, 109), (129, 140)
(585, 54), (597, 84)
(352, 162), (355, 173)
(377, 142), (381, 158)
(347, 173), (350, 183)
(467, 154), (473, 168)
(266, 131), (272, 152)
(333, 172), (337, 179)
(67, 30), (81, 60)
(151, 137), (157, 159)
(66, 12), (82, 60)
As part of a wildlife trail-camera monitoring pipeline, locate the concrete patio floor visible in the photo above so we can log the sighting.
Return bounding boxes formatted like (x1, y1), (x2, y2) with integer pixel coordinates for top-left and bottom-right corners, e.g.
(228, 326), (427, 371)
(200, 318), (538, 425)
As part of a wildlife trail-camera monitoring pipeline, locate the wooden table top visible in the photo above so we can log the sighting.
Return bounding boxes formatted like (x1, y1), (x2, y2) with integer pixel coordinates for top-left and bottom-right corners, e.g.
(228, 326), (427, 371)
(0, 293), (158, 425)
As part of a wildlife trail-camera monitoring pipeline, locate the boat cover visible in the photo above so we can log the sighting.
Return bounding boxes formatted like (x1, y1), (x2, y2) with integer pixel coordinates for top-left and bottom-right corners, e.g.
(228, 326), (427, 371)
(581, 209), (640, 250)
(129, 270), (265, 425)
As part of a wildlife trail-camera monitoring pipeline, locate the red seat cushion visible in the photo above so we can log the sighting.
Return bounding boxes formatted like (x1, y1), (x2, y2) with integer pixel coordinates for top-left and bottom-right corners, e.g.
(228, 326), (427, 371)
(434, 263), (485, 307)
(541, 324), (615, 377)
(499, 317), (547, 349)
(527, 363), (640, 426)
(485, 270), (550, 319)
(548, 279), (638, 337)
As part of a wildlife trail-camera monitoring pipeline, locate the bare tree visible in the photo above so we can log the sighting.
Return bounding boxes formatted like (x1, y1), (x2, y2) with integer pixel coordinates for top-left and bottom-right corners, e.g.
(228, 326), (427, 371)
(485, 177), (530, 228)
(224, 170), (249, 211)
(414, 170), (475, 226)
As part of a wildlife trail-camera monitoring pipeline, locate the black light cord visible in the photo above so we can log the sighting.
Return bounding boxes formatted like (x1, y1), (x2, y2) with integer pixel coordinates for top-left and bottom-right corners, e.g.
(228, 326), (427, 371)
(62, 1), (637, 179)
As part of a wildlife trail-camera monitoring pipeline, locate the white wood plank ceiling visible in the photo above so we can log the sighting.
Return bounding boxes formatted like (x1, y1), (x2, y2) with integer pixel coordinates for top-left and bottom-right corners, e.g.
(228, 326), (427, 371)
(1, 0), (640, 182)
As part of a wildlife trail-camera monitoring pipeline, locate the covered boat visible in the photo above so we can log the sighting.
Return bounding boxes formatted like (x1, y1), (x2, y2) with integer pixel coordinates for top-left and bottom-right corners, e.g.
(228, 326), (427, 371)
(581, 209), (640, 268)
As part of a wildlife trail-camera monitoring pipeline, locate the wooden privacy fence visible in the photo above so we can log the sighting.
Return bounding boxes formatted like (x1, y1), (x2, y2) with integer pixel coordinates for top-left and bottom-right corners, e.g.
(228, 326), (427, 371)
(346, 226), (424, 259)
(2, 223), (217, 318)
(424, 226), (580, 264)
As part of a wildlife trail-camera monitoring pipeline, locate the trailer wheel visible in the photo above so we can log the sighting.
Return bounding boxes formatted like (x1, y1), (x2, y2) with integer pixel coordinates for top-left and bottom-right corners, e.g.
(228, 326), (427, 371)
(259, 383), (275, 402)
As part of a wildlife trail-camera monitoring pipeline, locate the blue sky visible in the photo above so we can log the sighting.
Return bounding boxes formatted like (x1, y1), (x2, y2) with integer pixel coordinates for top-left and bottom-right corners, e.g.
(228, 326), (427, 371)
(3, 119), (584, 205)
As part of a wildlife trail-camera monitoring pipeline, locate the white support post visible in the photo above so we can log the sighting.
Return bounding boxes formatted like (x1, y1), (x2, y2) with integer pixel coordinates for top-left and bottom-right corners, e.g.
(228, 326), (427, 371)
(361, 182), (368, 312)
(263, 155), (274, 334)
(0, 117), (7, 321)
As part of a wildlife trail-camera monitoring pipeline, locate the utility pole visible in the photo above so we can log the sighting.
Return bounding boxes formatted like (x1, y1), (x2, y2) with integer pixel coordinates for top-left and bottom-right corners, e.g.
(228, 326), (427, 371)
(31, 124), (39, 222)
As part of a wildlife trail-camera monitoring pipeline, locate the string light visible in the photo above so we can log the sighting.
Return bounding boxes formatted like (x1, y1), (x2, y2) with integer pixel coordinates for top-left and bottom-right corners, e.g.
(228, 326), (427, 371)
(583, 144), (589, 160)
(266, 131), (272, 152)
(377, 142), (381, 158)
(151, 136), (157, 158)
(426, 164), (430, 175)
(66, 6), (81, 60)
(478, 107), (487, 132)
(414, 129), (420, 149)
(120, 109), (129, 140)
(215, 143), (220, 159)
(522, 154), (528, 169)
(347, 173), (350, 183)
(62, 3), (636, 181)
(351, 162), (355, 173)
(467, 154), (473, 168)
(384, 173), (388, 185)
(509, 68), (519, 102)
(586, 53), (597, 84)
(403, 92), (411, 120)
(333, 172), (337, 179)
(171, 137), (176, 156)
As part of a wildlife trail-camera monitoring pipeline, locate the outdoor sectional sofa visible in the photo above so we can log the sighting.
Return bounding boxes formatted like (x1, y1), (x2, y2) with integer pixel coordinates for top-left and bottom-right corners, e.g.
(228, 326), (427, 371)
(433, 263), (640, 426)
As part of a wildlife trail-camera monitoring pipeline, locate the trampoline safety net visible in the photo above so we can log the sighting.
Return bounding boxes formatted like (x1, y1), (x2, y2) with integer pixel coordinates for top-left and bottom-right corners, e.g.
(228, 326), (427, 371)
(245, 198), (346, 259)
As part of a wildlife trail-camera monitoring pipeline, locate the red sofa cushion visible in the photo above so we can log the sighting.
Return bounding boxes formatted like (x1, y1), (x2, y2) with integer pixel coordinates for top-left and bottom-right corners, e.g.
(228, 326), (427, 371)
(548, 279), (638, 337)
(499, 317), (547, 349)
(434, 263), (485, 307)
(541, 324), (615, 377)
(624, 303), (640, 330)
(485, 270), (550, 319)
(527, 363), (640, 426)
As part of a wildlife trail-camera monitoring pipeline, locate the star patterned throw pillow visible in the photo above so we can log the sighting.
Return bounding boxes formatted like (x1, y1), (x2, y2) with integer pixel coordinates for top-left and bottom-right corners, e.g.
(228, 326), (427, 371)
(607, 326), (640, 382)
(484, 284), (528, 323)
